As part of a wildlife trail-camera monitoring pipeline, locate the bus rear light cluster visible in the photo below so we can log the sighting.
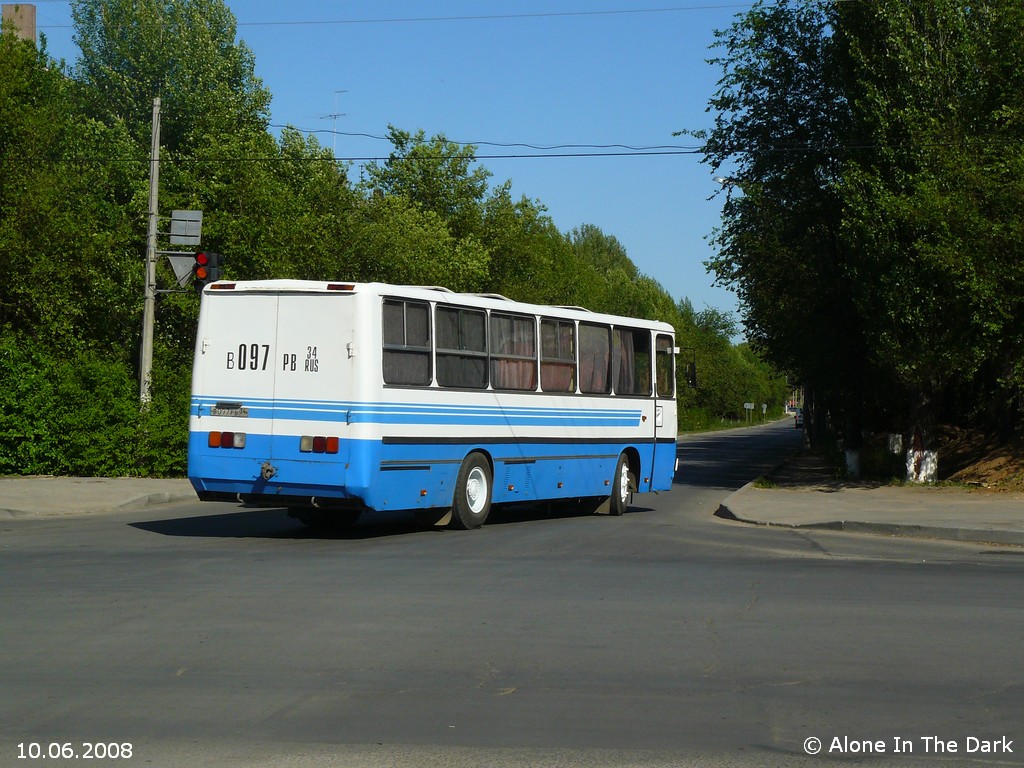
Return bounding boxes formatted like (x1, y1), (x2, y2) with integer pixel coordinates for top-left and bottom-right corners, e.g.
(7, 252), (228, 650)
(208, 431), (246, 449)
(299, 435), (340, 454)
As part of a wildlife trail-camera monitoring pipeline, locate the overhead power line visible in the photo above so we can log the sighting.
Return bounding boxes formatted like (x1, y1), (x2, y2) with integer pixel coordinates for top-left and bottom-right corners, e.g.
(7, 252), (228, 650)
(234, 5), (757, 28)
(269, 124), (705, 157)
(181, 149), (703, 162)
(36, 4), (762, 31)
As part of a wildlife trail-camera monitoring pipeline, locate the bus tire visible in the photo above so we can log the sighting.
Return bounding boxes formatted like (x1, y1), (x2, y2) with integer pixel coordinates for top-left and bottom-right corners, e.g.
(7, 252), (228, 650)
(450, 452), (492, 530)
(609, 452), (634, 516)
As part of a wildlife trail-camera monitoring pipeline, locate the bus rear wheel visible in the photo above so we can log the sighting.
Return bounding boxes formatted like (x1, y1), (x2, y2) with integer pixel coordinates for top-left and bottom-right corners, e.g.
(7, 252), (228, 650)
(450, 452), (492, 530)
(609, 452), (635, 516)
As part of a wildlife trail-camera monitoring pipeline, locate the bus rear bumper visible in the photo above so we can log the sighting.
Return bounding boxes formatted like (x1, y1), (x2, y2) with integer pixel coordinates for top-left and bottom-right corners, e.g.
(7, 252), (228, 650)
(191, 480), (369, 512)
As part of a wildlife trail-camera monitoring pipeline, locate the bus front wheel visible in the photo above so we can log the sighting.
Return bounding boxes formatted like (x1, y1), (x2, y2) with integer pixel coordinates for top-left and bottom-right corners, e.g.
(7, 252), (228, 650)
(450, 452), (492, 530)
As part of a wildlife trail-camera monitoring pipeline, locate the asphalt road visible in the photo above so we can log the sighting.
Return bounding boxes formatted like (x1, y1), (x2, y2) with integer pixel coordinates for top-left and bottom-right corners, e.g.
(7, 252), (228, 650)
(2, 421), (1022, 768)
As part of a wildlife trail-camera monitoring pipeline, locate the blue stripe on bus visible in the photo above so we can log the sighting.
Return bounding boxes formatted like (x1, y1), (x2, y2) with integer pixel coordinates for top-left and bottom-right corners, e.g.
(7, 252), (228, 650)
(190, 397), (643, 427)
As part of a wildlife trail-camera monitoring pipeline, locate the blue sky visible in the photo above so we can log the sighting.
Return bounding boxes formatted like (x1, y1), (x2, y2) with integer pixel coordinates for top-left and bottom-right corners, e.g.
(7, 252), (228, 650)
(33, 1), (745, 326)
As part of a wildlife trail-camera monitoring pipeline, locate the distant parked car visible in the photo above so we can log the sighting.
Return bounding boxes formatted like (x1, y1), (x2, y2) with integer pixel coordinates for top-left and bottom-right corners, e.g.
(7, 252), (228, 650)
(794, 408), (804, 428)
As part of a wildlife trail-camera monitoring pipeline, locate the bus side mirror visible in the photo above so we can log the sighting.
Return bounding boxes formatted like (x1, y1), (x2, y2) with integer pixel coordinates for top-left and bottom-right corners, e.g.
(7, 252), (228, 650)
(685, 362), (697, 389)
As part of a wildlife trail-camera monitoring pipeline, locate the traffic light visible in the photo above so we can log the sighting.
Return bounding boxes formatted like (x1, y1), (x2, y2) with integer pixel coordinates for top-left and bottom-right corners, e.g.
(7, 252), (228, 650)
(192, 252), (223, 292)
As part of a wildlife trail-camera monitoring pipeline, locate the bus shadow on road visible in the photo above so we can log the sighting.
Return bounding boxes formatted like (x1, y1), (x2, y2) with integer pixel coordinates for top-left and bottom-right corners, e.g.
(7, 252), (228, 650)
(129, 505), (418, 540)
(129, 500), (637, 540)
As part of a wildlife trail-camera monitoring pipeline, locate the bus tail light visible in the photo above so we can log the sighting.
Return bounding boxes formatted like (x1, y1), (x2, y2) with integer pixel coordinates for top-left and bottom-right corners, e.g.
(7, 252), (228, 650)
(299, 435), (340, 454)
(208, 431), (245, 449)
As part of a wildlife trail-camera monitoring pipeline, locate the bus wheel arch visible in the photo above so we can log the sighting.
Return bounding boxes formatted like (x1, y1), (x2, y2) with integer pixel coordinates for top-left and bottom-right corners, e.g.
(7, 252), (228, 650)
(450, 450), (493, 530)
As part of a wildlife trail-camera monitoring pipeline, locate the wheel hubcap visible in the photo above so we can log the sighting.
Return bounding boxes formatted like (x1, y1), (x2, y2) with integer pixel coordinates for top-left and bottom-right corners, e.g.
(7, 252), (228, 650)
(618, 463), (630, 504)
(466, 467), (487, 514)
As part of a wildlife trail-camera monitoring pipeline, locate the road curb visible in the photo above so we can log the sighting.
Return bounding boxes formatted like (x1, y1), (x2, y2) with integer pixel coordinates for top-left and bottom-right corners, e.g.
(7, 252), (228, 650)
(716, 485), (1024, 548)
(0, 483), (197, 519)
(797, 519), (1024, 547)
(112, 488), (199, 513)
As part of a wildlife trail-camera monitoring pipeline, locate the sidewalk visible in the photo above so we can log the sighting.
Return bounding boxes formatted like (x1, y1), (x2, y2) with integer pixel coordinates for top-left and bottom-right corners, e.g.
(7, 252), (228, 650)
(0, 476), (196, 518)
(718, 452), (1024, 547)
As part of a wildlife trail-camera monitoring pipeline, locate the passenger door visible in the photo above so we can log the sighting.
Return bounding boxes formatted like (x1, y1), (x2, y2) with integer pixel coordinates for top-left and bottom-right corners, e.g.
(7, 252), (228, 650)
(652, 333), (677, 491)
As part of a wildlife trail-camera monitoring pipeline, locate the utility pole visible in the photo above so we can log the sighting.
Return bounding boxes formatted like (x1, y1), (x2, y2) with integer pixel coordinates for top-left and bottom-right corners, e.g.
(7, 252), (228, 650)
(140, 96), (161, 405)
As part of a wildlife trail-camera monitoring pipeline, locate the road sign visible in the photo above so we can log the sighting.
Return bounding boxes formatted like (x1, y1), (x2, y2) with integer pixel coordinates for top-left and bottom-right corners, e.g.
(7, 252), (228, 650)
(166, 254), (196, 287)
(170, 210), (203, 245)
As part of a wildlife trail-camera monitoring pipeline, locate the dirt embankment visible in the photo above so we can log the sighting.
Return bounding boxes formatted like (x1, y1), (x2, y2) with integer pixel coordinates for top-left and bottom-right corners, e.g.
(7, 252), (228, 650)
(938, 427), (1024, 491)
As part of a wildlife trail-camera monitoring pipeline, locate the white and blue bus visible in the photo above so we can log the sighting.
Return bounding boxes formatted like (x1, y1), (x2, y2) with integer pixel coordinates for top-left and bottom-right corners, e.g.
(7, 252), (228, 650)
(188, 280), (679, 530)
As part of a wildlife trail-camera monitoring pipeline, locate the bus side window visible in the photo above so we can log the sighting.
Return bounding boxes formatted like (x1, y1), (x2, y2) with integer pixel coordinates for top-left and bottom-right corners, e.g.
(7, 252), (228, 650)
(541, 318), (576, 393)
(613, 328), (651, 396)
(436, 305), (488, 389)
(579, 323), (611, 394)
(656, 334), (675, 397)
(383, 299), (431, 386)
(491, 313), (537, 391)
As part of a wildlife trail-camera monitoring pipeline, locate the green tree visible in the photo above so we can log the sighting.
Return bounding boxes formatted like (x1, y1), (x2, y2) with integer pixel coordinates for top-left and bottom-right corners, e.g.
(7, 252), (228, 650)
(71, 0), (271, 151)
(694, 0), (1024, 470)
(838, 0), (1024, 442)
(270, 128), (357, 281)
(362, 126), (490, 240)
(692, 0), (858, 451)
(352, 194), (489, 292)
(0, 27), (188, 475)
(570, 224), (636, 279)
(0, 28), (142, 352)
(480, 183), (568, 304)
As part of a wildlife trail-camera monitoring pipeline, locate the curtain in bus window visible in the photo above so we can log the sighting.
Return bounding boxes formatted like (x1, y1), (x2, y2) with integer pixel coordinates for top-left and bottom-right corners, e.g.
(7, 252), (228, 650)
(382, 299), (431, 385)
(541, 319), (575, 392)
(436, 306), (487, 388)
(491, 313), (537, 390)
(615, 328), (652, 396)
(579, 323), (610, 394)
